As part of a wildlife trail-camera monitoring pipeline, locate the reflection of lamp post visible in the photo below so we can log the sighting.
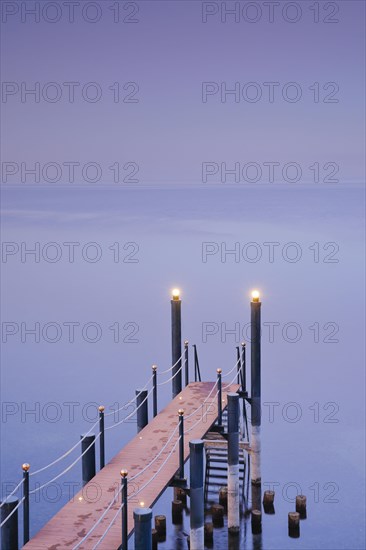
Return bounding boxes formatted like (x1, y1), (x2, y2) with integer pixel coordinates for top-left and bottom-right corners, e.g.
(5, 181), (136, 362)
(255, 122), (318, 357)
(171, 288), (182, 398)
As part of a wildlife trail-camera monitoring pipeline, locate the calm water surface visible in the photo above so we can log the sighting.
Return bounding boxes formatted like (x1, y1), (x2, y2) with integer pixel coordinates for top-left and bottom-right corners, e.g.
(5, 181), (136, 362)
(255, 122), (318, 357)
(1, 185), (364, 549)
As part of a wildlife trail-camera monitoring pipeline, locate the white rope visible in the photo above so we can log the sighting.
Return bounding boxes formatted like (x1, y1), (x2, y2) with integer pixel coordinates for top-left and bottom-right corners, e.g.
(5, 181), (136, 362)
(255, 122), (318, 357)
(222, 357), (241, 378)
(159, 352), (185, 375)
(184, 369), (239, 435)
(74, 431), (181, 548)
(0, 497), (25, 528)
(72, 484), (123, 550)
(131, 436), (181, 500)
(223, 369), (240, 389)
(0, 479), (24, 508)
(129, 424), (180, 482)
(184, 387), (220, 434)
(184, 379), (219, 420)
(105, 387), (154, 431)
(30, 434), (101, 495)
(104, 374), (154, 418)
(92, 501), (124, 549)
(157, 361), (184, 386)
(31, 420), (99, 477)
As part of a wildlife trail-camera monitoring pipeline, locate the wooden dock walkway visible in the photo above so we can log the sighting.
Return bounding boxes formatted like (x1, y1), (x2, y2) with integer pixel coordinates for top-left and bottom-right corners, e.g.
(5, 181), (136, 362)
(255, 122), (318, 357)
(24, 381), (239, 550)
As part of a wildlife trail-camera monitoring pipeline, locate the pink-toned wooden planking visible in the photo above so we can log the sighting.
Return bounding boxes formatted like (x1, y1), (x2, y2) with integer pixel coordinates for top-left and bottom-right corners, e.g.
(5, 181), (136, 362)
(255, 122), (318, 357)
(24, 382), (239, 550)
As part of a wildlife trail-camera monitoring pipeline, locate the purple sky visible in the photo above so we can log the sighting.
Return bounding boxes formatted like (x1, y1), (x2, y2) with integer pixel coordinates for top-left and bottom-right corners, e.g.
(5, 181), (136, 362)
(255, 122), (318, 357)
(1, 0), (365, 185)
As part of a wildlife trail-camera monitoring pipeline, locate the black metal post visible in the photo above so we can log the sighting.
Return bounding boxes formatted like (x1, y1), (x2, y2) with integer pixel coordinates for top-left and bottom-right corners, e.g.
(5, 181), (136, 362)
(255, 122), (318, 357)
(236, 346), (240, 384)
(81, 434), (96, 485)
(99, 406), (105, 470)
(178, 409), (184, 479)
(171, 290), (182, 398)
(184, 340), (189, 387)
(152, 365), (158, 418)
(22, 463), (30, 544)
(241, 341), (247, 393)
(193, 345), (198, 382)
(217, 368), (222, 428)
(121, 470), (128, 550)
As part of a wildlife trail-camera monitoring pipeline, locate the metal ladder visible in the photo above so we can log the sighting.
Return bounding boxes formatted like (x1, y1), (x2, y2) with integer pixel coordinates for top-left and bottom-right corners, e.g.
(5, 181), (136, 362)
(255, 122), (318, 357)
(204, 410), (247, 505)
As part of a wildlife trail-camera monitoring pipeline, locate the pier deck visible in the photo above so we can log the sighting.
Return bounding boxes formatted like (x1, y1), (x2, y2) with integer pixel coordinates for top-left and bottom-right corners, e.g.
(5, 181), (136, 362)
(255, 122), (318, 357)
(24, 381), (239, 550)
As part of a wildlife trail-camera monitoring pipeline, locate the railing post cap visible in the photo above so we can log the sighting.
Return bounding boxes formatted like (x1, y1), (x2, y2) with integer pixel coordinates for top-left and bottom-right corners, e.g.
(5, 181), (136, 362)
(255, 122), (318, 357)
(22, 463), (30, 472)
(152, 364), (158, 371)
(120, 469), (128, 477)
(178, 409), (184, 416)
(217, 368), (222, 374)
(184, 340), (189, 346)
(98, 405), (105, 412)
(241, 341), (246, 347)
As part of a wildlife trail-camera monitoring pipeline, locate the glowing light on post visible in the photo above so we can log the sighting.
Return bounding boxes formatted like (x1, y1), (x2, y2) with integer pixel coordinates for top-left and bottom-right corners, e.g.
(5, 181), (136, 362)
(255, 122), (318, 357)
(172, 288), (180, 301)
(251, 290), (260, 302)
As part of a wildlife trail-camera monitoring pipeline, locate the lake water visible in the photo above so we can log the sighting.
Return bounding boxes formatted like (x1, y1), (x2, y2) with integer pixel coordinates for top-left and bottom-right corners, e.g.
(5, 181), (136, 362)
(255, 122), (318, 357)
(1, 184), (365, 549)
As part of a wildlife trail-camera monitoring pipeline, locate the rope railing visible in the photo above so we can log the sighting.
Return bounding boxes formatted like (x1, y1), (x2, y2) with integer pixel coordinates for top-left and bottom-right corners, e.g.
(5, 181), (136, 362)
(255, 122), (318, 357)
(222, 357), (241, 378)
(92, 501), (125, 550)
(30, 434), (101, 495)
(0, 479), (24, 508)
(1, 341), (247, 547)
(184, 379), (219, 420)
(129, 424), (180, 482)
(0, 497), (25, 528)
(73, 431), (181, 548)
(131, 435), (181, 500)
(184, 387), (220, 435)
(158, 351), (185, 375)
(105, 387), (154, 431)
(72, 484), (123, 550)
(157, 359), (185, 386)
(104, 374), (154, 418)
(31, 360), (171, 479)
(30, 420), (99, 477)
(184, 368), (240, 435)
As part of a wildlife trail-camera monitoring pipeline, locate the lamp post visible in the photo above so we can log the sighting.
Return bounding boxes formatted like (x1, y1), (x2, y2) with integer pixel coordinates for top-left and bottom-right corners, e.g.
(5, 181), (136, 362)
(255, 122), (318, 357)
(250, 290), (262, 498)
(171, 288), (182, 398)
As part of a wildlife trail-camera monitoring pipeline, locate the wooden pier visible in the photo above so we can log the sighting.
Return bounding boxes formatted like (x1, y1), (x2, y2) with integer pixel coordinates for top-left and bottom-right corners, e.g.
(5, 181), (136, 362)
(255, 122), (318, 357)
(24, 381), (239, 550)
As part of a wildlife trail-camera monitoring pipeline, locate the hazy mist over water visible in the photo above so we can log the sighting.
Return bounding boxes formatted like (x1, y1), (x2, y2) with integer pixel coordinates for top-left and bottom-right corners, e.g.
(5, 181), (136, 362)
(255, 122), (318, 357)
(1, 184), (365, 548)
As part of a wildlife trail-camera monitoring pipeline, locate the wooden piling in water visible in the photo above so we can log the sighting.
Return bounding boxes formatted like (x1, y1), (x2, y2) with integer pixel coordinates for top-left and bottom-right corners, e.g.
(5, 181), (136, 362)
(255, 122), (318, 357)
(171, 500), (183, 524)
(154, 515), (166, 538)
(296, 495), (307, 519)
(219, 486), (228, 508)
(80, 434), (96, 485)
(211, 504), (224, 527)
(136, 389), (148, 432)
(227, 393), (240, 535)
(1, 496), (19, 549)
(288, 512), (300, 538)
(251, 509), (262, 534)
